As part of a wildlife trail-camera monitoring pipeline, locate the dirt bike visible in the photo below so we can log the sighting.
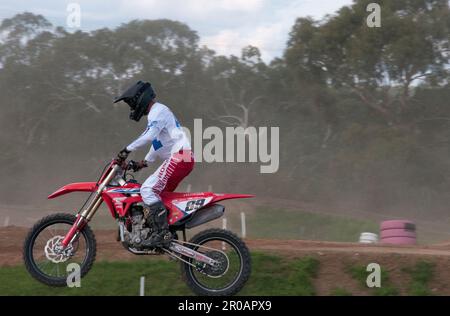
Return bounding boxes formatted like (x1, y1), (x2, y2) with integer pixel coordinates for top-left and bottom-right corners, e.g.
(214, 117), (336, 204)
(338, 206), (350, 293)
(23, 159), (253, 296)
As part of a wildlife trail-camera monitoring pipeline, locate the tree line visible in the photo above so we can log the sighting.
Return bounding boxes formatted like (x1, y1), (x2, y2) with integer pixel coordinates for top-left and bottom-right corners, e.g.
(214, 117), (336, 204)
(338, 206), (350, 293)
(0, 0), (449, 218)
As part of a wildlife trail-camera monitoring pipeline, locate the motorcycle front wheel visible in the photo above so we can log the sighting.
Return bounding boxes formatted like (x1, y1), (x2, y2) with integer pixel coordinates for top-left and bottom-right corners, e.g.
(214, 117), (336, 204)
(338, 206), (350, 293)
(180, 228), (251, 296)
(23, 213), (97, 287)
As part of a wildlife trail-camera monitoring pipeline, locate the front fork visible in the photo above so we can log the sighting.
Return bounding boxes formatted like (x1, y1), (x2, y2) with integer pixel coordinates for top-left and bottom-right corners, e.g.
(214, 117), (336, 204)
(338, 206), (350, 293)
(61, 165), (120, 248)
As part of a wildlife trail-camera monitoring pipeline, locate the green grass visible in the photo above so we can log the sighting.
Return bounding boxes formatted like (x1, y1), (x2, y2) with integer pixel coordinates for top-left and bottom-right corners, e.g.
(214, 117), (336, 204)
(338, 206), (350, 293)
(0, 259), (191, 296)
(243, 207), (378, 242)
(346, 264), (399, 296)
(402, 261), (435, 296)
(0, 253), (320, 296)
(239, 253), (319, 296)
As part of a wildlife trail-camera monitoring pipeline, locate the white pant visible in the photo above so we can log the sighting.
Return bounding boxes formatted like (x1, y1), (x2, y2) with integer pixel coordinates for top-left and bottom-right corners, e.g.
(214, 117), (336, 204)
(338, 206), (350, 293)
(140, 151), (194, 205)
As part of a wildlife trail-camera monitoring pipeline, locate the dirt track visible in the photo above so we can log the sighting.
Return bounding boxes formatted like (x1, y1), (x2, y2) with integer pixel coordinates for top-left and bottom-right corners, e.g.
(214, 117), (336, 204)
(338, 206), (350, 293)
(2, 226), (449, 266)
(2, 226), (449, 295)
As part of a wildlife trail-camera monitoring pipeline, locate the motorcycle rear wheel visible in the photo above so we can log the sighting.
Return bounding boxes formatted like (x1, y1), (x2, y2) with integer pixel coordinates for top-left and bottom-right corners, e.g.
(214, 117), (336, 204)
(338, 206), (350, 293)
(180, 228), (251, 296)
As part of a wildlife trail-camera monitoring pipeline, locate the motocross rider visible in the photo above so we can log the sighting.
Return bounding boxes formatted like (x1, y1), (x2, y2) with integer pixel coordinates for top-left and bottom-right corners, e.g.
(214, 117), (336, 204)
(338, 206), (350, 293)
(114, 81), (194, 248)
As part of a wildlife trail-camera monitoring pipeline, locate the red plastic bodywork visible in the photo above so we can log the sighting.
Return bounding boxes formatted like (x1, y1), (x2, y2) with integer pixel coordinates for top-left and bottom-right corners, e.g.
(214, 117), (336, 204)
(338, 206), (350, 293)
(161, 192), (254, 225)
(48, 182), (97, 199)
(48, 182), (254, 225)
(48, 161), (254, 249)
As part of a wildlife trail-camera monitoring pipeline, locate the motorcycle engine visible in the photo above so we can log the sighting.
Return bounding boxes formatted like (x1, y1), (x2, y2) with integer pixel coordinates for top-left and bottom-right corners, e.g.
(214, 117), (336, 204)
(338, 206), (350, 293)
(123, 206), (151, 248)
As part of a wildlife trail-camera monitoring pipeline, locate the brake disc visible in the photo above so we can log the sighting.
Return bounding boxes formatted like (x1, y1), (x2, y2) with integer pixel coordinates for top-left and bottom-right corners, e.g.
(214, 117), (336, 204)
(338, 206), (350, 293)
(44, 236), (74, 264)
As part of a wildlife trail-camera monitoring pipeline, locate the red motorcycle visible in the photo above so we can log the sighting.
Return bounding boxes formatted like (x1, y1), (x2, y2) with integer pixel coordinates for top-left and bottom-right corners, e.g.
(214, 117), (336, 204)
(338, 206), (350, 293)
(23, 160), (253, 296)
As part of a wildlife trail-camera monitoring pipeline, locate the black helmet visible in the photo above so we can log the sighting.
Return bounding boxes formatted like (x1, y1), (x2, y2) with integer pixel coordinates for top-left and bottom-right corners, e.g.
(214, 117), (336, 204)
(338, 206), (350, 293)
(114, 81), (156, 122)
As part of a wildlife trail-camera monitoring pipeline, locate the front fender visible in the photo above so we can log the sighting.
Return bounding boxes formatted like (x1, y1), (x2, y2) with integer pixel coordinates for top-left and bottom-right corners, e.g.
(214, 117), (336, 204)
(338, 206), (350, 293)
(48, 182), (97, 199)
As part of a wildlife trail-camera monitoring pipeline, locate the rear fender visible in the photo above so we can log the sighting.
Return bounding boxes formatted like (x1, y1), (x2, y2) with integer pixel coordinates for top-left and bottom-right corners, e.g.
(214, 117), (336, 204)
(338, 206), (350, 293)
(48, 182), (97, 199)
(211, 194), (254, 204)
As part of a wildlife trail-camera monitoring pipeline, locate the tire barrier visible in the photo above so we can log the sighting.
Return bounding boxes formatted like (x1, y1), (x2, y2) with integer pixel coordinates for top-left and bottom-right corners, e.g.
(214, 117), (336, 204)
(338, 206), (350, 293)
(380, 220), (417, 245)
(359, 232), (379, 244)
(380, 229), (416, 239)
(380, 220), (416, 231)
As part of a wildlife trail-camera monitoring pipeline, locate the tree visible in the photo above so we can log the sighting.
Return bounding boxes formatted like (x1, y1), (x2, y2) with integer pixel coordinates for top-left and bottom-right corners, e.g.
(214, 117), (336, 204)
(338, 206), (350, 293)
(206, 46), (269, 129)
(285, 0), (450, 125)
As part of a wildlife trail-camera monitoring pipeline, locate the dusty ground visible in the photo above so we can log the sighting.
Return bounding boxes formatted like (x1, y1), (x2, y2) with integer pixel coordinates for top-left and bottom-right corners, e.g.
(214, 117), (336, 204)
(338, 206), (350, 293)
(1, 226), (449, 295)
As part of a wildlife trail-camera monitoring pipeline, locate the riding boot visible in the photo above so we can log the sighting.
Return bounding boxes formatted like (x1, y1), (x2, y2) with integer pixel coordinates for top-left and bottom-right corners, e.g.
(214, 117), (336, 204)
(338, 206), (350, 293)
(142, 201), (173, 248)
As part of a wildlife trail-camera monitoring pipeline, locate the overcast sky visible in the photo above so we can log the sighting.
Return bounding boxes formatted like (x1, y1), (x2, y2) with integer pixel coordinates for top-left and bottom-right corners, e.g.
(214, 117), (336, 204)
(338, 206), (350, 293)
(0, 0), (353, 62)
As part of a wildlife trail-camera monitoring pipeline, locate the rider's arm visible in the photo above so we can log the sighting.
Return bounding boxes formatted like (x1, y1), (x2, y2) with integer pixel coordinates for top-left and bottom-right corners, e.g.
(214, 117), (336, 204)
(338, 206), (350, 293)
(126, 120), (162, 152)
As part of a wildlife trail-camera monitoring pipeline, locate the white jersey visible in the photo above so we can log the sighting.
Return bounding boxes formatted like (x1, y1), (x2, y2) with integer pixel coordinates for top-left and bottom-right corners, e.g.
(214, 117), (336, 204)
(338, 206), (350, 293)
(126, 102), (191, 162)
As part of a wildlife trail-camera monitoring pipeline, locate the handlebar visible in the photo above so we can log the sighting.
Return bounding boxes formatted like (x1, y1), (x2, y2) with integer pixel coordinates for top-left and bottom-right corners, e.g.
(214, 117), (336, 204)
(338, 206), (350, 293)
(112, 159), (144, 173)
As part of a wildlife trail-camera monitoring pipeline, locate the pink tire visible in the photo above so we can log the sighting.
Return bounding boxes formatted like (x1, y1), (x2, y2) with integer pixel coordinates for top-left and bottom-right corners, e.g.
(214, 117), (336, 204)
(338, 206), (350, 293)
(380, 229), (416, 239)
(380, 220), (416, 231)
(381, 236), (417, 245)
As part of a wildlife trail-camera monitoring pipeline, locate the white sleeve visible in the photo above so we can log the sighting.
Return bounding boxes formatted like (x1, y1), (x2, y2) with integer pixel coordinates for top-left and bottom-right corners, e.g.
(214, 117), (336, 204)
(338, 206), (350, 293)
(144, 147), (157, 163)
(126, 120), (162, 152)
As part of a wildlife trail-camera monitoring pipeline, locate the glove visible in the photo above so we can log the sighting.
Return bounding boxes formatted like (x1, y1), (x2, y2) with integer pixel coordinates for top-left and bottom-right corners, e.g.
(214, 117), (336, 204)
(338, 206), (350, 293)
(117, 148), (131, 162)
(113, 159), (128, 169)
(128, 160), (148, 172)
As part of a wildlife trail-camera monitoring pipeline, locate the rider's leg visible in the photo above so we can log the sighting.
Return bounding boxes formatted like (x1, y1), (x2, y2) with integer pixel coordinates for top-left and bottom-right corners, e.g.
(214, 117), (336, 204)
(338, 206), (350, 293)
(140, 151), (194, 247)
